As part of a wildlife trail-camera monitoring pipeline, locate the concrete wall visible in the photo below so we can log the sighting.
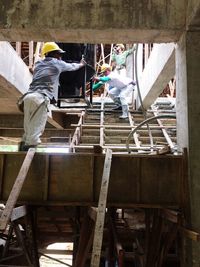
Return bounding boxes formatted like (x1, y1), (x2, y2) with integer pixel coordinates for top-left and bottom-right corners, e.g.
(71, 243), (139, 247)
(0, 0), (185, 43)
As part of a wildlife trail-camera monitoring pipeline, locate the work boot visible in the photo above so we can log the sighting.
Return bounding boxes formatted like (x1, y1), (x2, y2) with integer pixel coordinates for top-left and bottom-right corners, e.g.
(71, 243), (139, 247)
(119, 105), (129, 119)
(18, 141), (25, 151)
(18, 142), (37, 151)
(22, 145), (37, 151)
(112, 97), (122, 110)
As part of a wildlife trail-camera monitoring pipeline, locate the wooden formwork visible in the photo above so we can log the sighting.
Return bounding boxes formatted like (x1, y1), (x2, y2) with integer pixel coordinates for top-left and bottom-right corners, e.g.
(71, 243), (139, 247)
(0, 152), (184, 207)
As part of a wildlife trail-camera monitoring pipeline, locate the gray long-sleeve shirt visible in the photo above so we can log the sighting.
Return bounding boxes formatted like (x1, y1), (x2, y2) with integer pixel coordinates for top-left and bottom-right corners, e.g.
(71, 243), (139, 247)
(28, 57), (83, 100)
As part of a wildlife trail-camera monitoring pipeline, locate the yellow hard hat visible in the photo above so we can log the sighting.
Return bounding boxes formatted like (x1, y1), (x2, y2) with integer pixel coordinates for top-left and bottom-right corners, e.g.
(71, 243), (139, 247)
(116, 43), (125, 50)
(101, 63), (112, 73)
(41, 42), (65, 56)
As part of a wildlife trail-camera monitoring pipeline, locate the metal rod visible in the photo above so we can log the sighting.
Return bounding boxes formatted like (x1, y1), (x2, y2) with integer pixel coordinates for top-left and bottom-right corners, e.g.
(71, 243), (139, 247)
(126, 114), (176, 153)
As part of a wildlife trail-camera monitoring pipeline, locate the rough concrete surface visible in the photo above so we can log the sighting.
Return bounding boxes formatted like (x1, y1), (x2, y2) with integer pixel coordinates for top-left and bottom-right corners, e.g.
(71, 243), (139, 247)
(0, 0), (186, 42)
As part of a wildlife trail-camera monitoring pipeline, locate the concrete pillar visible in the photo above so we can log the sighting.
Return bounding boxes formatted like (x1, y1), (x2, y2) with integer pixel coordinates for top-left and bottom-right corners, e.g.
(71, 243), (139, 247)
(176, 32), (200, 267)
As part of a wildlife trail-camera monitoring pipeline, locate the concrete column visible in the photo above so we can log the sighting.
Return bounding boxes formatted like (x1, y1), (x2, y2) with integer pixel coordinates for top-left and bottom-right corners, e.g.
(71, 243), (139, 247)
(176, 32), (200, 267)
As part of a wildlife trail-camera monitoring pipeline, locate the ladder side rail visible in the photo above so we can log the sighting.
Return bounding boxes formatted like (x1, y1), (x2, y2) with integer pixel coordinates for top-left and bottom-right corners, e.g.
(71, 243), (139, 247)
(91, 148), (112, 267)
(0, 148), (36, 231)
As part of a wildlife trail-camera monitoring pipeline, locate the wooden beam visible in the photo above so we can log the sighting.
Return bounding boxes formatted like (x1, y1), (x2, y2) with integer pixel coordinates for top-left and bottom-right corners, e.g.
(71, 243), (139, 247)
(181, 228), (200, 242)
(100, 98), (105, 147)
(10, 205), (27, 221)
(29, 41), (34, 68)
(153, 111), (175, 149)
(70, 111), (85, 150)
(74, 210), (95, 267)
(128, 112), (140, 147)
(16, 42), (21, 57)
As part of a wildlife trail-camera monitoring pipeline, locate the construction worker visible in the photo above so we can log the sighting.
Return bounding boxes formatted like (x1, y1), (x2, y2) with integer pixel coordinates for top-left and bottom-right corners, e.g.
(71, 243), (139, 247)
(111, 44), (136, 76)
(93, 64), (135, 119)
(19, 42), (85, 151)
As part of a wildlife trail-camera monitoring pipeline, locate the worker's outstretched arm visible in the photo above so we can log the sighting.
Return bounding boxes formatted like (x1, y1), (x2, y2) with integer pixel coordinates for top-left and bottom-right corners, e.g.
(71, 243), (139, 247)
(92, 81), (105, 91)
(92, 76), (111, 91)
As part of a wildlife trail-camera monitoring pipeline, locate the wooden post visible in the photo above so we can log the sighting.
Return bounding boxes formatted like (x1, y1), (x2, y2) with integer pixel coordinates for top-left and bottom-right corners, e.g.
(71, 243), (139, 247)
(29, 41), (34, 68)
(101, 44), (105, 64)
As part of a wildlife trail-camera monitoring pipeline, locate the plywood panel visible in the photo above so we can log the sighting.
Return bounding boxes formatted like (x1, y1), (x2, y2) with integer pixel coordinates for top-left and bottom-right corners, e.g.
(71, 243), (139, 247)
(140, 157), (181, 205)
(49, 154), (94, 202)
(0, 153), (183, 207)
(93, 156), (140, 204)
(2, 154), (47, 201)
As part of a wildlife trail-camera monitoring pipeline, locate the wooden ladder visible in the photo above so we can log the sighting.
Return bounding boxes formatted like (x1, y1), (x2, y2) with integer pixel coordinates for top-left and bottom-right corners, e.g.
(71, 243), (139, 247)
(74, 148), (112, 267)
(91, 148), (112, 267)
(0, 148), (36, 231)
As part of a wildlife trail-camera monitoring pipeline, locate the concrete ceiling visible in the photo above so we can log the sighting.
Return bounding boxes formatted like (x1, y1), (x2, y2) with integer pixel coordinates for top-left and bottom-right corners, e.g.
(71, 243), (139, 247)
(0, 0), (188, 43)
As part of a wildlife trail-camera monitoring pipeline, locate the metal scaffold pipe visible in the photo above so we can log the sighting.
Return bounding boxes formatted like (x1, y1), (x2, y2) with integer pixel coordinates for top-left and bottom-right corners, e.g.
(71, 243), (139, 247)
(126, 114), (176, 154)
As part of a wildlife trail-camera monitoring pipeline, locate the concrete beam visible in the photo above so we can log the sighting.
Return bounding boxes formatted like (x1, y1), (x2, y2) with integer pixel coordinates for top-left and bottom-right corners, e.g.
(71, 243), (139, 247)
(187, 0), (200, 30)
(0, 0), (186, 43)
(137, 43), (175, 110)
(0, 41), (32, 113)
(0, 42), (32, 95)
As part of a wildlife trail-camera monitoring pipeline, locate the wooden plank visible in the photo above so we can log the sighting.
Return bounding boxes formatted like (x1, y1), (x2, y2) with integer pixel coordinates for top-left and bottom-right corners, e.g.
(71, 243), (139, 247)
(153, 111), (175, 149)
(100, 99), (105, 147)
(91, 149), (112, 267)
(128, 110), (141, 147)
(74, 211), (95, 267)
(88, 207), (97, 221)
(43, 155), (50, 201)
(0, 154), (5, 198)
(16, 42), (21, 57)
(70, 111), (85, 150)
(71, 123), (175, 129)
(161, 208), (179, 224)
(182, 227), (200, 241)
(10, 205), (27, 221)
(29, 41), (34, 68)
(101, 44), (105, 64)
(34, 42), (43, 66)
(0, 148), (35, 231)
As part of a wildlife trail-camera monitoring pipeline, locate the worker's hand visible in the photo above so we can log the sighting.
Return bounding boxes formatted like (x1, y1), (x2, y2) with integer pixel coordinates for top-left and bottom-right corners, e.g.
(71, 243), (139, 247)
(93, 76), (100, 82)
(80, 59), (86, 66)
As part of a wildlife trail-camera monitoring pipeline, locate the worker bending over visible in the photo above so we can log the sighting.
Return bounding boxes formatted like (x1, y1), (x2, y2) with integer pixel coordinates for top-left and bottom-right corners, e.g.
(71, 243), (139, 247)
(19, 42), (85, 151)
(93, 64), (135, 119)
(111, 44), (136, 76)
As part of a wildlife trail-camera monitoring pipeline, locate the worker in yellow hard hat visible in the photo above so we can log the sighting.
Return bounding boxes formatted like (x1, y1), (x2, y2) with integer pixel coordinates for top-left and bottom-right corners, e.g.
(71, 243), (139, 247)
(19, 42), (85, 151)
(93, 63), (136, 119)
(41, 42), (65, 57)
(116, 43), (125, 50)
(112, 43), (136, 76)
